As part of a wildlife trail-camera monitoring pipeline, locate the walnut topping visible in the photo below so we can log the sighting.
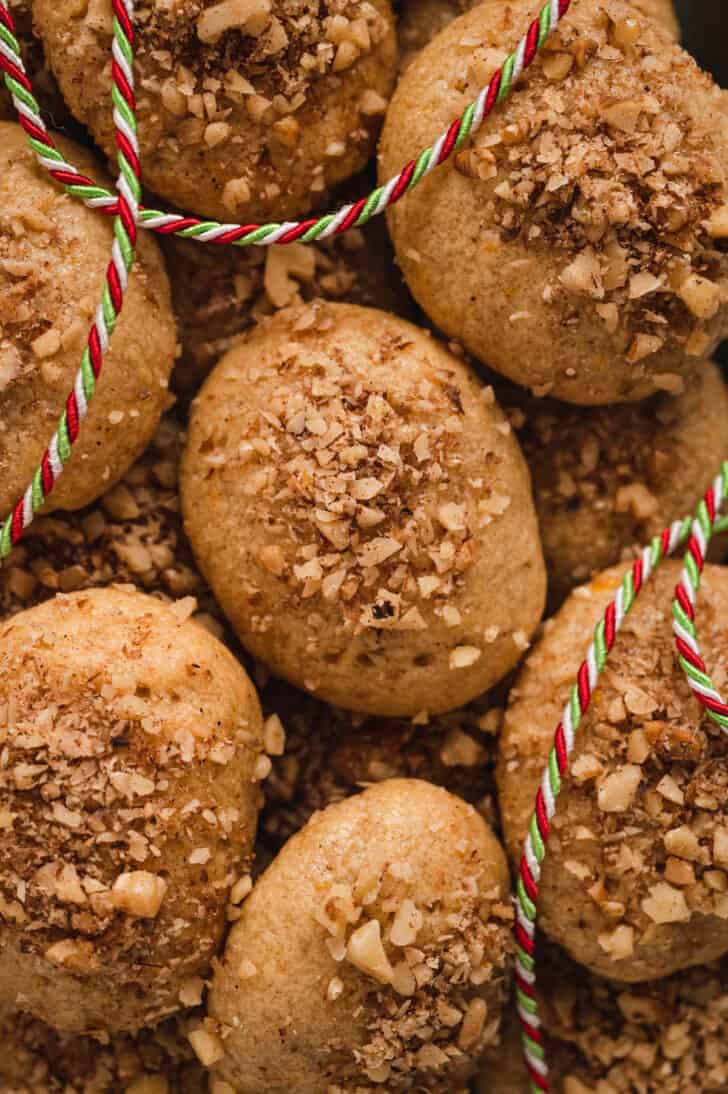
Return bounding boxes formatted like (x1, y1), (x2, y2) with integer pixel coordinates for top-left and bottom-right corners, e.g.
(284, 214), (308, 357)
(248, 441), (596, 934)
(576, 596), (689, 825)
(196, 0), (271, 43)
(450, 646), (482, 670)
(188, 1027), (226, 1067)
(389, 899), (423, 947)
(471, 9), (728, 363)
(197, 306), (497, 637)
(346, 919), (394, 983)
(663, 826), (700, 861)
(641, 882), (690, 924)
(111, 871), (168, 918)
(597, 764), (641, 812)
(597, 923), (634, 960)
(677, 274), (721, 319)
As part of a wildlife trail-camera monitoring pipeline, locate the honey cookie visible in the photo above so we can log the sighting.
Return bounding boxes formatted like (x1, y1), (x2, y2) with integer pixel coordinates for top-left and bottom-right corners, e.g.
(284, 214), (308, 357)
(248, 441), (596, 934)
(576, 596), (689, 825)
(0, 587), (263, 1034)
(209, 779), (513, 1093)
(0, 123), (175, 515)
(381, 0), (728, 404)
(181, 301), (546, 716)
(498, 562), (728, 982)
(35, 0), (398, 222)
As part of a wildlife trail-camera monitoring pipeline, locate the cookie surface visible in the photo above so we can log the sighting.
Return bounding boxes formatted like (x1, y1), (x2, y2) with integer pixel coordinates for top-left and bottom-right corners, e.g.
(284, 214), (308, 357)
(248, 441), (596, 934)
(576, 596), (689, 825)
(498, 562), (728, 982)
(0, 586), (263, 1034)
(0, 123), (176, 515)
(181, 300), (546, 716)
(381, 0), (728, 405)
(34, 0), (398, 221)
(210, 779), (513, 1093)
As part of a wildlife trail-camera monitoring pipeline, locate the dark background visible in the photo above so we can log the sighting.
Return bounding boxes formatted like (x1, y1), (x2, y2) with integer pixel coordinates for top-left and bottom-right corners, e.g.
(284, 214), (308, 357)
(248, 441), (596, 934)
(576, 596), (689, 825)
(676, 0), (726, 87)
(676, 0), (727, 368)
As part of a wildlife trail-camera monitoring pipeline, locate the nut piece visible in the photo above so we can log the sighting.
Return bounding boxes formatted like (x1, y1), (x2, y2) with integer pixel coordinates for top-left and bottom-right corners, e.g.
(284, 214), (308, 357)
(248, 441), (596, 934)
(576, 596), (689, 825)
(641, 882), (690, 924)
(111, 871), (168, 918)
(346, 919), (394, 983)
(597, 764), (641, 813)
(389, 899), (423, 947)
(449, 646), (482, 670)
(189, 1028), (226, 1067)
(677, 274), (721, 320)
(597, 924), (634, 960)
(664, 826), (700, 861)
(197, 0), (270, 42)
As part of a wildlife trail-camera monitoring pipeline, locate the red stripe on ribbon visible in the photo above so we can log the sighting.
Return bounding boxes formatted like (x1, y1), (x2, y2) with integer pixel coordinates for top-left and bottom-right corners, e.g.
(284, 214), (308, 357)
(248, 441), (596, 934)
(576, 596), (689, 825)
(577, 662), (590, 711)
(675, 582), (694, 620)
(11, 500), (24, 544)
(516, 972), (536, 999)
(675, 636), (704, 671)
(554, 724), (568, 774)
(438, 118), (462, 163)
(535, 788), (550, 841)
(520, 858), (538, 903)
(520, 1019), (543, 1044)
(107, 260), (122, 314)
(523, 18), (540, 66)
(484, 69), (502, 116)
(88, 325), (103, 378)
(604, 602), (616, 648)
(698, 694), (728, 717)
(515, 922), (535, 955)
(41, 452), (54, 495)
(527, 1063), (549, 1091)
(633, 555), (643, 594)
(389, 160), (417, 205)
(66, 392), (79, 443)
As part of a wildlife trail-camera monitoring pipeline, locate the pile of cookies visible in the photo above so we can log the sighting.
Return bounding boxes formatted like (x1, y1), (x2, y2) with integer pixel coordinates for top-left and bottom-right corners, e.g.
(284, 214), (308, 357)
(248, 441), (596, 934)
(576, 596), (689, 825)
(1, 0), (728, 1090)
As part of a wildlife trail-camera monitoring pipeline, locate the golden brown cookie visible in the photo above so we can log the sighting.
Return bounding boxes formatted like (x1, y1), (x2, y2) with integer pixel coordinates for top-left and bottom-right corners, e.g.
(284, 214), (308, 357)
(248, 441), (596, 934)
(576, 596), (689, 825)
(381, 0), (728, 405)
(498, 561), (728, 982)
(0, 586), (264, 1035)
(0, 123), (176, 515)
(502, 360), (728, 604)
(34, 0), (398, 222)
(209, 778), (513, 1093)
(181, 300), (546, 716)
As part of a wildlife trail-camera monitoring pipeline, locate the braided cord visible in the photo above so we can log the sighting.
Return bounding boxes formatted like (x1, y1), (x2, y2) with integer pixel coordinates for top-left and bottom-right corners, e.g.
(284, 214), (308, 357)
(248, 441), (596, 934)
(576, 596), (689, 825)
(5, 0), (728, 1089)
(0, 0), (140, 557)
(0, 0), (572, 246)
(672, 462), (728, 728)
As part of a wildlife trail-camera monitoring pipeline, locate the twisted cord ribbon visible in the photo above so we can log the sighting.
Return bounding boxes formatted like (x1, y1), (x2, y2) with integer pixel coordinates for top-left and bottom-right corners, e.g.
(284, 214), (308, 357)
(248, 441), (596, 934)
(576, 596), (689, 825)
(3, 0), (728, 1090)
(0, 0), (140, 555)
(673, 467), (728, 729)
(0, 0), (572, 246)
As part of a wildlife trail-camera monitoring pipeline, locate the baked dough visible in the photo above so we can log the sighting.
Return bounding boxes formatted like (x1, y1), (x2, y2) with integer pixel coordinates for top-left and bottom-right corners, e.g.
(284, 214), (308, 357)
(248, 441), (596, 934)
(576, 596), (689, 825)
(0, 123), (176, 515)
(498, 562), (728, 981)
(209, 779), (513, 1092)
(381, 0), (728, 404)
(34, 0), (398, 222)
(181, 300), (546, 716)
(0, 587), (263, 1034)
